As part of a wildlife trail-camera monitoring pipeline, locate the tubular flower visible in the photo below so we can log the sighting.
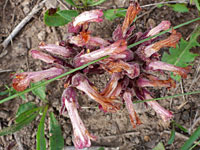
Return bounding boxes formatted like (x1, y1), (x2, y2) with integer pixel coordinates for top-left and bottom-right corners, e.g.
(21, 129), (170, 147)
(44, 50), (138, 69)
(147, 20), (171, 37)
(123, 90), (142, 128)
(101, 60), (140, 79)
(122, 1), (141, 37)
(137, 30), (182, 58)
(146, 61), (191, 78)
(71, 73), (120, 112)
(12, 67), (63, 91)
(73, 10), (103, 27)
(30, 50), (56, 63)
(74, 39), (127, 67)
(62, 87), (96, 149)
(109, 50), (134, 61)
(137, 75), (176, 89)
(70, 31), (110, 47)
(135, 89), (173, 122)
(143, 89), (173, 122)
(39, 42), (72, 57)
(100, 73), (121, 98)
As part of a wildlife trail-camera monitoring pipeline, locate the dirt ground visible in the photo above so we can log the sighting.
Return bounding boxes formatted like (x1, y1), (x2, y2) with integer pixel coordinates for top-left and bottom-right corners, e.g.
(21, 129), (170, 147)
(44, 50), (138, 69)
(0, 0), (200, 150)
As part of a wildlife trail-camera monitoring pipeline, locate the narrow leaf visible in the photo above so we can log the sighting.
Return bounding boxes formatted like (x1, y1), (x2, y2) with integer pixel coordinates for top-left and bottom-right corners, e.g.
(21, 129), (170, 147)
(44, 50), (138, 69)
(181, 126), (200, 150)
(31, 81), (46, 101)
(170, 4), (189, 13)
(168, 123), (175, 144)
(103, 8), (126, 21)
(49, 112), (64, 150)
(57, 10), (79, 22)
(88, 0), (107, 6)
(65, 0), (77, 7)
(194, 0), (200, 11)
(16, 102), (37, 118)
(0, 113), (38, 136)
(36, 105), (48, 150)
(153, 142), (165, 150)
(15, 107), (41, 123)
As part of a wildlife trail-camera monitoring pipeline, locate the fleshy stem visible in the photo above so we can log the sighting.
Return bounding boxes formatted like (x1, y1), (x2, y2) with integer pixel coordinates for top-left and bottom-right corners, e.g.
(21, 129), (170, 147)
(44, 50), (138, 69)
(0, 17), (200, 104)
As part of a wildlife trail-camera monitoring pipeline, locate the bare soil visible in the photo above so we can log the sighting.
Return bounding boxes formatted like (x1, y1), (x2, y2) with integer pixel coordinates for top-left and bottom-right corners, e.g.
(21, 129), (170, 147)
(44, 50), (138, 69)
(0, 0), (200, 150)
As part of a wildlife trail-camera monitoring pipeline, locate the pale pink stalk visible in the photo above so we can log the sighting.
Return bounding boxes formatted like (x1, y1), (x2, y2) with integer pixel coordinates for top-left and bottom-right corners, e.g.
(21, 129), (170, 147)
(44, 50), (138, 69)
(143, 90), (173, 122)
(62, 87), (96, 149)
(12, 67), (63, 91)
(73, 10), (103, 27)
(30, 50), (56, 64)
(123, 90), (141, 128)
(147, 21), (171, 37)
(39, 42), (72, 57)
(74, 39), (127, 67)
(146, 61), (191, 78)
(72, 73), (120, 112)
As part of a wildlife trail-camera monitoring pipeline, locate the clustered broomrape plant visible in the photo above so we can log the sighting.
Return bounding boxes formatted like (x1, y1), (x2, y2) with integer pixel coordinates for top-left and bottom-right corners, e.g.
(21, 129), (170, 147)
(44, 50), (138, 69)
(11, 1), (191, 149)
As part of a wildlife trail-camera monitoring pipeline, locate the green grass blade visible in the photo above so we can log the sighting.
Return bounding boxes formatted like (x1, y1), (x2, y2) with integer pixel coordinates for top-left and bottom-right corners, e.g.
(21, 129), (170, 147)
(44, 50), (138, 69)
(181, 126), (200, 150)
(174, 122), (188, 133)
(0, 113), (38, 136)
(49, 112), (64, 150)
(37, 105), (48, 150)
(88, 0), (107, 6)
(168, 123), (175, 144)
(189, 140), (200, 150)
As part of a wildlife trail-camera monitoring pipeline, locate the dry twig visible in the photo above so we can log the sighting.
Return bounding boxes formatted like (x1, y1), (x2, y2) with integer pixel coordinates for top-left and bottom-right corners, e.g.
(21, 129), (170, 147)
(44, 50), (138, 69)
(0, 0), (47, 57)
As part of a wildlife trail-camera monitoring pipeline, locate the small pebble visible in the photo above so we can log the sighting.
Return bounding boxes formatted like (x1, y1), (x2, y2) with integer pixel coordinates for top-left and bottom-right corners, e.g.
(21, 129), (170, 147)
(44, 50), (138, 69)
(37, 31), (46, 41)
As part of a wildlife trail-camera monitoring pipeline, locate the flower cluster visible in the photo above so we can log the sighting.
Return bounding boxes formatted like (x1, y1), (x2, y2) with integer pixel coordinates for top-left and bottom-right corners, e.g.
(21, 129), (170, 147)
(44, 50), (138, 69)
(12, 1), (191, 149)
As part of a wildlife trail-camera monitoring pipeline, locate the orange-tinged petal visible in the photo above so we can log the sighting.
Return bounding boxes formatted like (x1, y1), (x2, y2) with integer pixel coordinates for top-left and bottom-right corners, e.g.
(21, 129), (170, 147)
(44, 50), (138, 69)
(122, 1), (141, 37)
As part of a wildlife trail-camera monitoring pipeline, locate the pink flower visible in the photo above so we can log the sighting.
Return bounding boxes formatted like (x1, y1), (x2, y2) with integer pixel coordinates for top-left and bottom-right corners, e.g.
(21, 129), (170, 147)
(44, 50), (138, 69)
(122, 1), (141, 37)
(12, 67), (63, 91)
(39, 42), (72, 58)
(73, 10), (103, 27)
(62, 87), (96, 149)
(101, 60), (140, 79)
(137, 75), (176, 89)
(137, 30), (181, 58)
(147, 21), (171, 37)
(71, 73), (120, 112)
(136, 89), (173, 122)
(30, 50), (56, 64)
(146, 61), (191, 78)
(100, 73), (121, 98)
(74, 39), (127, 67)
(123, 90), (142, 128)
(69, 31), (110, 47)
